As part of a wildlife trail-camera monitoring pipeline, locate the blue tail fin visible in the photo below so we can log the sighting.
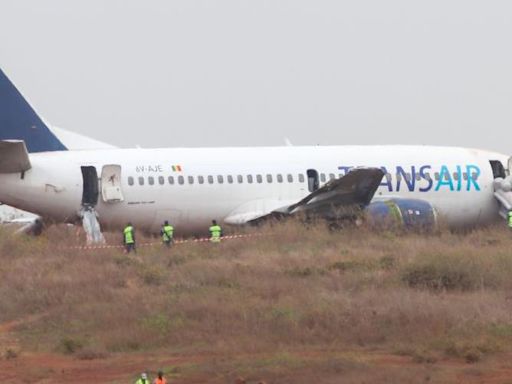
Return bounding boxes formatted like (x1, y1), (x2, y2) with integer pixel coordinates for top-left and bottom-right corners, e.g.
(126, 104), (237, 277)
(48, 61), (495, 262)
(0, 68), (67, 153)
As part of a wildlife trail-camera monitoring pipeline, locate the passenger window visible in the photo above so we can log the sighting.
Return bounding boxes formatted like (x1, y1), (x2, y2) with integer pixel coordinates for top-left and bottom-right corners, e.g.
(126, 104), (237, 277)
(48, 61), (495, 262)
(148, 176), (155, 185)
(472, 173), (478, 180)
(168, 176), (174, 185)
(287, 174), (293, 183)
(434, 173), (440, 181)
(128, 176), (134, 186)
(188, 176), (194, 184)
(198, 176), (204, 184)
(298, 174), (305, 183)
(237, 175), (243, 183)
(227, 175), (233, 184)
(405, 173), (411, 182)
(329, 173), (335, 180)
(178, 176), (184, 185)
(385, 173), (392, 182)
(415, 173), (421, 181)
(256, 175), (262, 183)
(266, 174), (273, 183)
(217, 175), (224, 184)
(247, 175), (253, 183)
(396, 174), (402, 181)
(138, 177), (145, 186)
(320, 173), (326, 183)
(158, 176), (164, 185)
(463, 172), (468, 180)
(277, 174), (283, 183)
(208, 175), (214, 184)
(453, 173), (459, 181)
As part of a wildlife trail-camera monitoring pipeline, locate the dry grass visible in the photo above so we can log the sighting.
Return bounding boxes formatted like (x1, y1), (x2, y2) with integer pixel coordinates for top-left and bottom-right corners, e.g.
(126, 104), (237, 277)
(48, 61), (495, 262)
(2, 220), (512, 381)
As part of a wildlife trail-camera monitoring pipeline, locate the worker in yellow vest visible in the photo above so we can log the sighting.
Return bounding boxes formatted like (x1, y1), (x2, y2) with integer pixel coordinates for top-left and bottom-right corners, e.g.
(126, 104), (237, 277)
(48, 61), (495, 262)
(161, 220), (174, 247)
(508, 210), (512, 229)
(123, 222), (136, 253)
(209, 220), (222, 243)
(135, 372), (149, 384)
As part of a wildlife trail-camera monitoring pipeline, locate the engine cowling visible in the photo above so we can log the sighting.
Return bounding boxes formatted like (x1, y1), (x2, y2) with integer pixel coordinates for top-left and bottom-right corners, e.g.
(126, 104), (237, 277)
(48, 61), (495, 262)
(366, 198), (437, 230)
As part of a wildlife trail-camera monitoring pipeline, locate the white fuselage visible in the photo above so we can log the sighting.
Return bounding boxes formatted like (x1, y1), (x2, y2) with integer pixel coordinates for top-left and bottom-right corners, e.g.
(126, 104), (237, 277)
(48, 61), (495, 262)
(0, 145), (507, 235)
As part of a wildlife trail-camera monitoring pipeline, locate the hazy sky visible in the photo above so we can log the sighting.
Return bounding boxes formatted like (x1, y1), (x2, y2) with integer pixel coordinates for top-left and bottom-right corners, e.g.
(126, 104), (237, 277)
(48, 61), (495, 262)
(1, 0), (512, 152)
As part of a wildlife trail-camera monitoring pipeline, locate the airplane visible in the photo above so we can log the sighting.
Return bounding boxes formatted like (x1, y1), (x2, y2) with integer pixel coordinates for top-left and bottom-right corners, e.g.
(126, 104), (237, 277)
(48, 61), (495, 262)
(1, 67), (512, 241)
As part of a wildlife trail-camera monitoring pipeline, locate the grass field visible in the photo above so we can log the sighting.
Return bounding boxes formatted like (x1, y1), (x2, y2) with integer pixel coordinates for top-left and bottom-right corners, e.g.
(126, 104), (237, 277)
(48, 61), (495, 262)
(2, 221), (512, 383)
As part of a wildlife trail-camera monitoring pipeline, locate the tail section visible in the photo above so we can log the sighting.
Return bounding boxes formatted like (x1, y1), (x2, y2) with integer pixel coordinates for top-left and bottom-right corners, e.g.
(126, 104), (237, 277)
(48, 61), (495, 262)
(0, 68), (67, 153)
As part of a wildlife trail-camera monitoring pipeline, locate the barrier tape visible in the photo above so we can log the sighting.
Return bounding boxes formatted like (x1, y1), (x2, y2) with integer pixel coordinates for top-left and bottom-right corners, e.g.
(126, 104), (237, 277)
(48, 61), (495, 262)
(62, 233), (263, 251)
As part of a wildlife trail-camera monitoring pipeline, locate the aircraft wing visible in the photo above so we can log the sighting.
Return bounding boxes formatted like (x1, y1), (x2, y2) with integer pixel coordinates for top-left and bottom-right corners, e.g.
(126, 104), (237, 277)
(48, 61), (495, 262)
(0, 140), (31, 173)
(240, 167), (385, 224)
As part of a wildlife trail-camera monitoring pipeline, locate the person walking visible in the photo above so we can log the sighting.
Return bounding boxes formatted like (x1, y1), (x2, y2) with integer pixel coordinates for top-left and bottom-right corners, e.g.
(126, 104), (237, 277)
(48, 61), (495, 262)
(209, 219), (222, 243)
(153, 370), (167, 384)
(161, 220), (174, 247)
(508, 210), (512, 229)
(123, 222), (136, 253)
(135, 372), (150, 384)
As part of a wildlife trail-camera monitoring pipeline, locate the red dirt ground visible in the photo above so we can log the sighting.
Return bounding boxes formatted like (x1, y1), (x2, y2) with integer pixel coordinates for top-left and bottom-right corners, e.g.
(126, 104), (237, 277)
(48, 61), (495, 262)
(2, 348), (512, 383)
(3, 318), (512, 383)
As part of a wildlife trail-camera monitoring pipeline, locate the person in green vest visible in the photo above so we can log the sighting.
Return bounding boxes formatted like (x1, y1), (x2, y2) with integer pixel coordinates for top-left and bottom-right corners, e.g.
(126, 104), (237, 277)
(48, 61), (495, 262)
(508, 210), (512, 229)
(135, 372), (149, 384)
(123, 222), (136, 253)
(161, 220), (174, 247)
(209, 219), (222, 243)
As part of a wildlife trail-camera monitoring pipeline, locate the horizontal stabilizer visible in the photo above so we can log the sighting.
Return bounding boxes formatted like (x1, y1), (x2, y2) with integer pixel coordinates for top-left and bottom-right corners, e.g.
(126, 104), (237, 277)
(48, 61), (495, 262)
(0, 140), (31, 173)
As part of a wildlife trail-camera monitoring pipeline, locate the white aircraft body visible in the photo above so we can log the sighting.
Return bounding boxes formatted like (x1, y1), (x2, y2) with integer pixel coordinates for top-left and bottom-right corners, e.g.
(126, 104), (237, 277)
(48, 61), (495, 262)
(1, 68), (512, 237)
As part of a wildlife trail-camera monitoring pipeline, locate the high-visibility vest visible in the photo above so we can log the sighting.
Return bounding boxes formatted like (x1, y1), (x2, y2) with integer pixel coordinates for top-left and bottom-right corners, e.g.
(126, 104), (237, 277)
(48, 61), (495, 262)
(162, 225), (174, 241)
(135, 379), (149, 384)
(154, 378), (167, 384)
(209, 224), (222, 242)
(124, 226), (135, 244)
(508, 212), (512, 228)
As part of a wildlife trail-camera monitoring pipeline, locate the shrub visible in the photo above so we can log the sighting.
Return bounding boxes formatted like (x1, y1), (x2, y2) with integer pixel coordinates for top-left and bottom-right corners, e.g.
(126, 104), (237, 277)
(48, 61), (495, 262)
(4, 348), (18, 359)
(400, 252), (512, 291)
(140, 265), (166, 286)
(75, 347), (108, 360)
(464, 349), (482, 364)
(59, 337), (84, 354)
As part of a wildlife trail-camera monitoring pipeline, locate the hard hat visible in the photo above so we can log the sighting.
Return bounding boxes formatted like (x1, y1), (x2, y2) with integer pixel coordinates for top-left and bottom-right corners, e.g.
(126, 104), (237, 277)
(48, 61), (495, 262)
(141, 373), (147, 379)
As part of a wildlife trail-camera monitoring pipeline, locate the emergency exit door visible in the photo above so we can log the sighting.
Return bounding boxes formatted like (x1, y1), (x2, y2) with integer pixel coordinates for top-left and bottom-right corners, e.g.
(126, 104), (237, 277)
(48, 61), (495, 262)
(306, 169), (319, 192)
(101, 164), (124, 203)
(81, 166), (99, 206)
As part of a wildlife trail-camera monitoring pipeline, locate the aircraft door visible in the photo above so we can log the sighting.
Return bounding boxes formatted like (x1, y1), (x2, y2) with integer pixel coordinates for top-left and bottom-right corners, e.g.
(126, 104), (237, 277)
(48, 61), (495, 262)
(81, 166), (99, 206)
(101, 164), (124, 203)
(306, 169), (319, 192)
(489, 160), (506, 179)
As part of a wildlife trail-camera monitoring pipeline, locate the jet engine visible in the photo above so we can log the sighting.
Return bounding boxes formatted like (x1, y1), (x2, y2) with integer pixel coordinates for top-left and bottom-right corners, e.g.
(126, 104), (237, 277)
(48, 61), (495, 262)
(365, 198), (437, 230)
